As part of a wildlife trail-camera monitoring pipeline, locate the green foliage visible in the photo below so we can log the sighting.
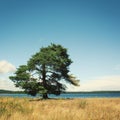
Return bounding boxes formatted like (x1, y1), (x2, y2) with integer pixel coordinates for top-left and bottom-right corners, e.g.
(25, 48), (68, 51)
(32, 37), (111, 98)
(9, 43), (79, 98)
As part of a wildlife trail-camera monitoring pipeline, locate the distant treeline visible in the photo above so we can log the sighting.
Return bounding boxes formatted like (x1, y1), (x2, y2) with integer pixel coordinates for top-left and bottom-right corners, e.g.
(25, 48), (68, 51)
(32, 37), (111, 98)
(0, 89), (120, 94)
(0, 89), (24, 94)
(66, 91), (120, 94)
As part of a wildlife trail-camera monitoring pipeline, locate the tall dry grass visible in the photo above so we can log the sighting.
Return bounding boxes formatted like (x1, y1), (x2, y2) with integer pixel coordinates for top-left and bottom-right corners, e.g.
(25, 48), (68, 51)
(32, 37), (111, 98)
(0, 97), (120, 120)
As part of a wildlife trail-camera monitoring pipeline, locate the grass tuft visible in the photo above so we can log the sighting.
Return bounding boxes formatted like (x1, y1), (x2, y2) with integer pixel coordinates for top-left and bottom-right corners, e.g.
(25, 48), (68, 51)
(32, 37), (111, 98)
(78, 100), (87, 109)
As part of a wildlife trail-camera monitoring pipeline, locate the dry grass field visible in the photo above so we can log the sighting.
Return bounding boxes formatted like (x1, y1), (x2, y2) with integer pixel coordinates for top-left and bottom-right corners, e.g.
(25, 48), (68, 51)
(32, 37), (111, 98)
(0, 97), (120, 120)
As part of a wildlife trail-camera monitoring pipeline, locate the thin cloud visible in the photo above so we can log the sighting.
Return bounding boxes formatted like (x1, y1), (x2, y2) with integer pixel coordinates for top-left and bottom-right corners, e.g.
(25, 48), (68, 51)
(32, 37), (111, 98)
(0, 77), (20, 91)
(68, 75), (120, 91)
(0, 60), (16, 74)
(114, 64), (120, 70)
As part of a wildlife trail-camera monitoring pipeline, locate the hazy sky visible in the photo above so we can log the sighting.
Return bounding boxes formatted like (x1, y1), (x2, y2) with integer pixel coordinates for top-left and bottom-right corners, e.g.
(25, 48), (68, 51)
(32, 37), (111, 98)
(0, 0), (120, 91)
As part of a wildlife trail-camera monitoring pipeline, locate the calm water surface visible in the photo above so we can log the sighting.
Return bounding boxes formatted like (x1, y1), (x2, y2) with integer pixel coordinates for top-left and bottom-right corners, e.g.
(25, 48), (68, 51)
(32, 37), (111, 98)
(0, 92), (120, 98)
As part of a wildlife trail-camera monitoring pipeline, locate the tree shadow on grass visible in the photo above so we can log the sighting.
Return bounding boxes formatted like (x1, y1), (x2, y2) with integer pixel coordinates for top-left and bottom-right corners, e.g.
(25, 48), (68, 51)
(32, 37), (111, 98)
(29, 97), (73, 102)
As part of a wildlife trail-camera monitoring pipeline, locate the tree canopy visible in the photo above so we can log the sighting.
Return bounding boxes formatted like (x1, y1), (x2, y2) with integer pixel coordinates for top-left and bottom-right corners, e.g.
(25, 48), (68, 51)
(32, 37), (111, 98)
(9, 44), (79, 98)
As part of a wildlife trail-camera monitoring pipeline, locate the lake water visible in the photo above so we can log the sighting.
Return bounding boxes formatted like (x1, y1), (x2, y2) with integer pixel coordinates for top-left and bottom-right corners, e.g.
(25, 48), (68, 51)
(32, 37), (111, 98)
(0, 92), (120, 98)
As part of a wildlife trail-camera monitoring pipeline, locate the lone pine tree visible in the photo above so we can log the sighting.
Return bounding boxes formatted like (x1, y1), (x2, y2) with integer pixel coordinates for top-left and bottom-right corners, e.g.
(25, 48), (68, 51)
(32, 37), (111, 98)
(9, 44), (79, 99)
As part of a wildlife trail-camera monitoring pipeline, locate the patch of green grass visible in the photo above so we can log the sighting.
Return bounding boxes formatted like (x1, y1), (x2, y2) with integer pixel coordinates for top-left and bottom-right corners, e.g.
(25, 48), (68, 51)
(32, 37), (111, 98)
(78, 100), (87, 109)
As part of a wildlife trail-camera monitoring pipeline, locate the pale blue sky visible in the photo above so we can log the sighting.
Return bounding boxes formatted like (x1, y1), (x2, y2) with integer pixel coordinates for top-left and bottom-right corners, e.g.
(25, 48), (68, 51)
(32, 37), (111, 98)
(0, 0), (120, 91)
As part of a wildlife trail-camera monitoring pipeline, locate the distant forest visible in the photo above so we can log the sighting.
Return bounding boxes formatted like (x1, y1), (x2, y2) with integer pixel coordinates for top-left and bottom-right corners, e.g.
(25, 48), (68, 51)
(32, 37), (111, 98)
(0, 89), (24, 94)
(0, 89), (120, 94)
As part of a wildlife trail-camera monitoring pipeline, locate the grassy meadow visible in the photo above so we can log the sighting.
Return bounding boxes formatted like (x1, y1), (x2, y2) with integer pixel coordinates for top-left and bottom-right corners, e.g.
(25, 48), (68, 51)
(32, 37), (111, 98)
(0, 97), (120, 120)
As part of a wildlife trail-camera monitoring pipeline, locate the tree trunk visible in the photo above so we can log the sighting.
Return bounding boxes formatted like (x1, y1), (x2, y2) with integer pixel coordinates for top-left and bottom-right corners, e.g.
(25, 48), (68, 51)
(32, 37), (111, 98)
(42, 93), (48, 99)
(42, 64), (48, 99)
(42, 64), (46, 86)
